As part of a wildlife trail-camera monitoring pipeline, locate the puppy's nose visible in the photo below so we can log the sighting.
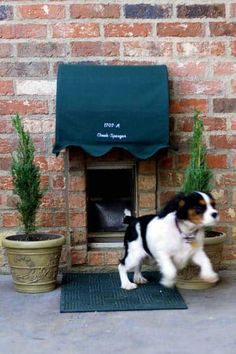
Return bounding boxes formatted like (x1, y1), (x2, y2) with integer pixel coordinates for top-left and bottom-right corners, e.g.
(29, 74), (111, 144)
(211, 212), (218, 219)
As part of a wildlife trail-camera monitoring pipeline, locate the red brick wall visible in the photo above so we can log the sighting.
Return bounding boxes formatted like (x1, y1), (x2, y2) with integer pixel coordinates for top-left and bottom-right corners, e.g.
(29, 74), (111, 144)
(0, 2), (236, 271)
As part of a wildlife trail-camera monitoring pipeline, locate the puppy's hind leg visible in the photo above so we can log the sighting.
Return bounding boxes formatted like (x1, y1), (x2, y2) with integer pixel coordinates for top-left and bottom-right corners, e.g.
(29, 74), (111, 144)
(133, 263), (148, 285)
(118, 251), (142, 290)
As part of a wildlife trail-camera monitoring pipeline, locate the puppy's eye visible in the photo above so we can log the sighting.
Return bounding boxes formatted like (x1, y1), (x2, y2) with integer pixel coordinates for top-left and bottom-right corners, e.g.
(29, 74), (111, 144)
(195, 206), (204, 214)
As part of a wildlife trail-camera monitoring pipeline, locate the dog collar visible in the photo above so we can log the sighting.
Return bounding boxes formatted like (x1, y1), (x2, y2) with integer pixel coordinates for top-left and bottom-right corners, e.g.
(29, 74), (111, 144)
(175, 218), (197, 243)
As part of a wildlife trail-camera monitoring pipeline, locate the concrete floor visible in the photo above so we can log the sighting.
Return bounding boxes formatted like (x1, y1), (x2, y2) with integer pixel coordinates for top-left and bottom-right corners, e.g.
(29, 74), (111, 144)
(0, 270), (236, 354)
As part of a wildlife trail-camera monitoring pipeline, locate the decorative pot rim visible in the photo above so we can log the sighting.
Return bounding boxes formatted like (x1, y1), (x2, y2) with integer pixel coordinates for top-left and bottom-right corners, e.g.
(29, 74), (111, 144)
(2, 233), (65, 249)
(204, 231), (226, 245)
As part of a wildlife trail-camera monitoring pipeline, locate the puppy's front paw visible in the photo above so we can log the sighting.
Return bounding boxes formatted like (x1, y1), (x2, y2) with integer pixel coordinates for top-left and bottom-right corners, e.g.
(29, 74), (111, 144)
(121, 282), (138, 290)
(160, 278), (175, 288)
(201, 272), (219, 283)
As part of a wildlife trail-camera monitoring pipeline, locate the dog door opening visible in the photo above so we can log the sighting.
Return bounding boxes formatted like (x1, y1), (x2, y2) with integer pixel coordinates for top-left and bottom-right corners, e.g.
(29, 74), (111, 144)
(87, 167), (135, 233)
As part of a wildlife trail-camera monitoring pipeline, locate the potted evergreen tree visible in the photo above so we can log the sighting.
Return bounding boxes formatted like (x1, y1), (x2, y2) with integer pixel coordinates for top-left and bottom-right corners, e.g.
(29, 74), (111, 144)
(2, 114), (65, 293)
(176, 109), (226, 289)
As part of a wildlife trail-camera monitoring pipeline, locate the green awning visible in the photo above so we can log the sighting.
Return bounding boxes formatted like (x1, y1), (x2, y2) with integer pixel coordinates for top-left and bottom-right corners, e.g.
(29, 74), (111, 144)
(53, 64), (170, 159)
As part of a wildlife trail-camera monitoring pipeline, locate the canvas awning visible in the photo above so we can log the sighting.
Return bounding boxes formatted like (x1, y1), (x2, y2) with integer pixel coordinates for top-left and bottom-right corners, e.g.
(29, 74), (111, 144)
(53, 64), (170, 159)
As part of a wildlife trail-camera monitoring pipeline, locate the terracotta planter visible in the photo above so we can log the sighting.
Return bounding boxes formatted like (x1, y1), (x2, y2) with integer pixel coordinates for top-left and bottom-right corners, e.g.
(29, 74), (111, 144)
(176, 232), (226, 290)
(3, 234), (65, 293)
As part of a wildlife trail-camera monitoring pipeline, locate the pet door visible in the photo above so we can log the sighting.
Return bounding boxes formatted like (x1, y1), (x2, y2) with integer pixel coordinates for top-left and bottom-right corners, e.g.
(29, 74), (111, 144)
(87, 164), (136, 248)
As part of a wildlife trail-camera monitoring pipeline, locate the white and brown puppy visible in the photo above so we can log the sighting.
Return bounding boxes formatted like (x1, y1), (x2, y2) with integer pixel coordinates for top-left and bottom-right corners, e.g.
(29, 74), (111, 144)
(118, 191), (219, 290)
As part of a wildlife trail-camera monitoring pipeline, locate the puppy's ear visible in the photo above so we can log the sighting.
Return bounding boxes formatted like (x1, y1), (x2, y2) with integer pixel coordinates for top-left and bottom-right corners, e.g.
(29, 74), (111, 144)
(178, 199), (185, 209)
(158, 192), (186, 218)
(176, 196), (188, 219)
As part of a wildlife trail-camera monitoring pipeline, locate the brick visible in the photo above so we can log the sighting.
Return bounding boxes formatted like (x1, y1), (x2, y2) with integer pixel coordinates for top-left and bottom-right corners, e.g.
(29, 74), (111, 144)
(0, 24), (47, 39)
(177, 117), (194, 133)
(177, 116), (226, 133)
(177, 42), (208, 57)
(71, 250), (87, 266)
(231, 80), (236, 94)
(210, 136), (236, 149)
(52, 23), (99, 38)
(124, 41), (172, 57)
(159, 191), (176, 208)
(23, 119), (42, 134)
(215, 172), (236, 188)
(232, 191), (236, 205)
(231, 4), (236, 17)
(211, 189), (228, 205)
(203, 117), (226, 131)
(219, 208), (236, 223)
(0, 62), (49, 77)
(210, 42), (226, 56)
(69, 212), (86, 228)
(223, 245), (236, 261)
(0, 43), (13, 58)
(52, 176), (65, 190)
(40, 176), (49, 190)
(0, 5), (13, 20)
(138, 175), (156, 192)
(177, 80), (223, 96)
(32, 136), (47, 154)
(54, 212), (66, 227)
(47, 157), (64, 172)
(104, 23), (151, 37)
(17, 43), (67, 58)
(170, 99), (208, 113)
(0, 138), (16, 153)
(124, 4), (172, 19)
(105, 250), (122, 265)
(168, 62), (206, 78)
(231, 155), (236, 167)
(70, 4), (120, 18)
(177, 5), (225, 18)
(71, 231), (87, 246)
(3, 213), (19, 227)
(88, 251), (105, 266)
(158, 155), (174, 169)
(138, 160), (156, 174)
(159, 171), (183, 187)
(34, 156), (48, 170)
(207, 155), (227, 169)
(17, 5), (65, 19)
(157, 22), (204, 37)
(41, 194), (65, 209)
(231, 118), (236, 130)
(0, 157), (11, 171)
(37, 212), (54, 227)
(231, 41), (236, 56)
(0, 100), (48, 115)
(42, 120), (54, 133)
(0, 177), (13, 190)
(213, 98), (236, 113)
(68, 194), (86, 209)
(214, 62), (236, 75)
(16, 80), (56, 96)
(0, 119), (13, 133)
(210, 22), (236, 36)
(71, 41), (120, 57)
(176, 41), (225, 57)
(69, 176), (85, 192)
(0, 81), (14, 95)
(139, 193), (156, 208)
(176, 154), (190, 169)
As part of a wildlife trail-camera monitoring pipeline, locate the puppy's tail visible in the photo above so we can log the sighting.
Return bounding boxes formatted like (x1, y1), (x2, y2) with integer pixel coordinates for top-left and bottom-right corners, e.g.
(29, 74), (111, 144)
(123, 209), (136, 225)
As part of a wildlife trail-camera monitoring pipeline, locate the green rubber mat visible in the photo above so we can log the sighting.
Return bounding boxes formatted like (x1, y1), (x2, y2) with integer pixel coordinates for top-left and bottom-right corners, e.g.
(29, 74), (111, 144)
(60, 272), (187, 313)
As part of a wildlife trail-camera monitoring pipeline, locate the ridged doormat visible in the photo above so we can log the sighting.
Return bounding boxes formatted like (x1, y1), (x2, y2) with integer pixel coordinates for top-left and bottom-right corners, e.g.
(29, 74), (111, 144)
(60, 272), (187, 313)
